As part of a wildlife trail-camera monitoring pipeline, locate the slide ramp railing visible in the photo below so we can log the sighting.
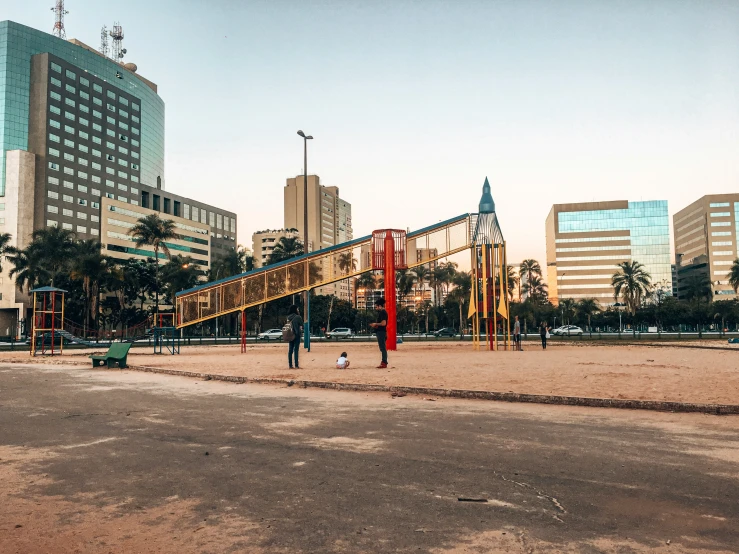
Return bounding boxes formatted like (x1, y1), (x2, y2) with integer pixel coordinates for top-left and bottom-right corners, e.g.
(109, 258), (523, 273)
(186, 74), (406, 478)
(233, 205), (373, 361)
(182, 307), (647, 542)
(175, 214), (475, 328)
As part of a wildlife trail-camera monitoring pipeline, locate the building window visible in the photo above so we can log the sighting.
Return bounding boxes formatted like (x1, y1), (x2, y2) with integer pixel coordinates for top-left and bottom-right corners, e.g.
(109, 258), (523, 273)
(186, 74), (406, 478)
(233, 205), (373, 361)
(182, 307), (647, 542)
(107, 154), (115, 162)
(117, 196), (128, 203)
(130, 187), (139, 195)
(163, 198), (171, 214)
(63, 195), (73, 203)
(77, 212), (87, 220)
(49, 133), (60, 143)
(63, 208), (73, 217)
(120, 109), (129, 118)
(78, 199), (88, 207)
(711, 222), (731, 227)
(132, 103), (140, 111)
(130, 199), (139, 206)
(48, 191), (59, 199)
(119, 121), (129, 131)
(80, 77), (89, 87)
(63, 167), (73, 175)
(65, 84), (75, 94)
(118, 171), (128, 179)
(131, 175), (139, 183)
(92, 136), (102, 145)
(65, 98), (75, 108)
(50, 105), (61, 115)
(106, 167), (115, 175)
(50, 91), (61, 101)
(79, 104), (89, 113)
(51, 62), (61, 73)
(64, 138), (74, 148)
(120, 134), (128, 142)
(120, 97), (129, 106)
(118, 159), (128, 167)
(78, 184), (88, 193)
(49, 147), (60, 157)
(79, 157), (89, 166)
(106, 193), (114, 199)
(93, 83), (102, 93)
(209, 212), (215, 227)
(132, 127), (140, 135)
(710, 212), (731, 218)
(132, 115), (140, 124)
(62, 223), (73, 230)
(118, 183), (128, 191)
(131, 139), (139, 147)
(91, 213), (99, 220)
(91, 189), (101, 198)
(48, 176), (60, 186)
(107, 129), (116, 138)
(63, 181), (73, 189)
(91, 228), (99, 236)
(106, 141), (115, 150)
(93, 122), (102, 132)
(118, 146), (128, 155)
(217, 214), (223, 229)
(131, 163), (139, 170)
(65, 111), (75, 121)
(107, 103), (116, 112)
(79, 132), (89, 142)
(91, 202), (100, 210)
(77, 226), (87, 233)
(64, 125), (74, 134)
(230, 219), (236, 233)
(63, 152), (74, 162)
(93, 110), (102, 119)
(710, 202), (730, 208)
(47, 220), (58, 227)
(92, 149), (101, 158)
(183, 204), (190, 219)
(107, 90), (116, 100)
(91, 175), (101, 184)
(131, 151), (139, 159)
(51, 77), (62, 87)
(50, 119), (61, 129)
(106, 116), (115, 125)
(65, 69), (76, 80)
(80, 90), (89, 100)
(92, 162), (101, 171)
(106, 179), (115, 188)
(191, 206), (198, 221)
(78, 171), (88, 180)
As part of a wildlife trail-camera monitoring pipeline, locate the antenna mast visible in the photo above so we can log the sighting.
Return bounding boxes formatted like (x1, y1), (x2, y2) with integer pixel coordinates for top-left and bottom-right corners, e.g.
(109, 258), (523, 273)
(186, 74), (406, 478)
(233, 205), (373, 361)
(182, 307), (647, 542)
(100, 25), (109, 58)
(50, 1), (69, 39)
(110, 23), (125, 62)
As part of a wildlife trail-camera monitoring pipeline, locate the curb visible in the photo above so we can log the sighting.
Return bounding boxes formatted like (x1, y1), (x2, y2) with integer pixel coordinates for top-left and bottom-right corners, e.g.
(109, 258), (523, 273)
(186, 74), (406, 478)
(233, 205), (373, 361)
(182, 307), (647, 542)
(123, 364), (739, 415)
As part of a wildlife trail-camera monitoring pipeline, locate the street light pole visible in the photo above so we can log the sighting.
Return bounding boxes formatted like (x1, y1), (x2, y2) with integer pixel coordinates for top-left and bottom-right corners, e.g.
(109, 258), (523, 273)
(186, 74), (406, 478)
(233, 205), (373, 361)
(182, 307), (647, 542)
(297, 130), (313, 351)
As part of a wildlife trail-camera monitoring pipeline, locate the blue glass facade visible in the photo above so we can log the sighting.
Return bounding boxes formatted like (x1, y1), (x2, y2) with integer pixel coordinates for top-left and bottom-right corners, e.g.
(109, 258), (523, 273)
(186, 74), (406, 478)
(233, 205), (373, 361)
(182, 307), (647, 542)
(0, 20), (164, 196)
(557, 200), (672, 295)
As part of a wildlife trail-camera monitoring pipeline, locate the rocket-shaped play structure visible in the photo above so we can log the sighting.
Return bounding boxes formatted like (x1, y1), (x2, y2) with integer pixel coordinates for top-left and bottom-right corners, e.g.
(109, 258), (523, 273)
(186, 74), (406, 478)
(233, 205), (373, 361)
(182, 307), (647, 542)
(470, 177), (510, 351)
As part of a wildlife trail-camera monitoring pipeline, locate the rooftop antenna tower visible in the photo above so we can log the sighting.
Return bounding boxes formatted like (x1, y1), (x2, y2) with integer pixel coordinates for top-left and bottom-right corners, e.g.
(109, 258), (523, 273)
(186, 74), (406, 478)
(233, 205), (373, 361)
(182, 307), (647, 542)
(110, 22), (126, 62)
(100, 25), (109, 58)
(50, 1), (69, 39)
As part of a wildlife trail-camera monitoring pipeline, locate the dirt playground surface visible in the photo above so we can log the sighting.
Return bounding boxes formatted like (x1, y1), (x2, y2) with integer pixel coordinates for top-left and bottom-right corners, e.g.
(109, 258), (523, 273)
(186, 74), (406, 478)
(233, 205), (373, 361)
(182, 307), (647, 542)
(6, 342), (737, 406)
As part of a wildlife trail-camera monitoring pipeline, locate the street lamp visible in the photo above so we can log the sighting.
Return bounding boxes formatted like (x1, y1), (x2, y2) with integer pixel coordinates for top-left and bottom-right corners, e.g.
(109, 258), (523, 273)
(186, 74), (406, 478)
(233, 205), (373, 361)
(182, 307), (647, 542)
(297, 130), (313, 350)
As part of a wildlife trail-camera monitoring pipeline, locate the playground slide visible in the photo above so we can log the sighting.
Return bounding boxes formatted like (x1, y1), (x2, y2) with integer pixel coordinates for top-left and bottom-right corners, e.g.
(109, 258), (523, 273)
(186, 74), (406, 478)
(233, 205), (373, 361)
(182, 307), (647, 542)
(176, 214), (477, 329)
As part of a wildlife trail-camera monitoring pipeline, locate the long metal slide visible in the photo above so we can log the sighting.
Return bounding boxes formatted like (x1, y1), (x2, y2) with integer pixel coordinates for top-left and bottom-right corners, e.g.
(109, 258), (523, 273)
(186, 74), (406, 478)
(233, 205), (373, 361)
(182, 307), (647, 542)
(175, 213), (477, 328)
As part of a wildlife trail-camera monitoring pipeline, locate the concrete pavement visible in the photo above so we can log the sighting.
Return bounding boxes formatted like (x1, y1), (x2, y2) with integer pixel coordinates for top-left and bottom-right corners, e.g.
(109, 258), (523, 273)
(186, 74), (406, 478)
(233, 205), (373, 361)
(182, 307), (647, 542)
(1, 364), (738, 553)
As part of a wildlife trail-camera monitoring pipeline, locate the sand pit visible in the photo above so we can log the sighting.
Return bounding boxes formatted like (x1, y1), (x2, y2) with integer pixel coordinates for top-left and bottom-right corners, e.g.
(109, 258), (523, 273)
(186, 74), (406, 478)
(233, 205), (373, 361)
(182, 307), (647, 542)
(10, 341), (735, 407)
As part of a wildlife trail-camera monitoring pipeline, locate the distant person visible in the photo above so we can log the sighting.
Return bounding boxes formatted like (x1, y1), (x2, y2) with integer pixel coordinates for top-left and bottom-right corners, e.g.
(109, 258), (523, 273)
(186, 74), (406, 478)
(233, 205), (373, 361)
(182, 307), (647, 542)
(539, 321), (550, 350)
(369, 298), (389, 368)
(513, 315), (522, 351)
(285, 304), (303, 369)
(336, 351), (350, 370)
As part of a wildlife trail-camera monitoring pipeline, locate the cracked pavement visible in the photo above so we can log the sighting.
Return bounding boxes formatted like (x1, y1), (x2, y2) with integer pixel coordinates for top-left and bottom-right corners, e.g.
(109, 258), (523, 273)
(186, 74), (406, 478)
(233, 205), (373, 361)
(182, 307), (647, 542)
(1, 363), (738, 553)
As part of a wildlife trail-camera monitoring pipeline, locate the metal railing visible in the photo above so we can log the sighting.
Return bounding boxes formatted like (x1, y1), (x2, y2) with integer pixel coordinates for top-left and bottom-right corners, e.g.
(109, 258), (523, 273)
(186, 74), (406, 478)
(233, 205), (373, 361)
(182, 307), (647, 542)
(175, 214), (474, 328)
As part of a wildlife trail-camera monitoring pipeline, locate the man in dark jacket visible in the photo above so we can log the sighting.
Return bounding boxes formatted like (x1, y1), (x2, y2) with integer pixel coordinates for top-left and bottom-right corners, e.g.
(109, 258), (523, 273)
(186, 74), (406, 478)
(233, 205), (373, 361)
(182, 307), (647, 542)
(287, 305), (303, 369)
(369, 298), (389, 368)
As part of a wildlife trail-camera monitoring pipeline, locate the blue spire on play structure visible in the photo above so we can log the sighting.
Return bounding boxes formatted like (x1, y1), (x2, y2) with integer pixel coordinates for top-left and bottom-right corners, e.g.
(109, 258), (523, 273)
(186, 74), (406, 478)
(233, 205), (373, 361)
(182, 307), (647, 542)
(478, 176), (495, 214)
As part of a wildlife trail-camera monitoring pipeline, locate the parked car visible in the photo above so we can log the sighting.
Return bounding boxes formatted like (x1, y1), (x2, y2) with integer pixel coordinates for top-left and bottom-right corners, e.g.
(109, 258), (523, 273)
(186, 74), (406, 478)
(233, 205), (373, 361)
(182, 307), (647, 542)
(325, 328), (353, 340)
(553, 325), (583, 336)
(257, 329), (283, 340)
(433, 327), (457, 337)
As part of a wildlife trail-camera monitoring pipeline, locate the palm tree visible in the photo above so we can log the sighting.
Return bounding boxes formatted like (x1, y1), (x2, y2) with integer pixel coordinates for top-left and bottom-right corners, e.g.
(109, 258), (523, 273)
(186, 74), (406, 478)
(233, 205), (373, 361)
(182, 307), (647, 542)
(160, 255), (201, 305)
(447, 271), (472, 333)
(495, 264), (519, 301)
(128, 214), (178, 313)
(521, 275), (548, 303)
(70, 240), (111, 336)
(6, 227), (76, 289)
(576, 298), (600, 331)
(411, 264), (430, 309)
(559, 298), (576, 325)
(0, 232), (12, 273)
(611, 261), (652, 315)
(728, 259), (739, 293)
(268, 236), (304, 265)
(519, 259), (542, 299)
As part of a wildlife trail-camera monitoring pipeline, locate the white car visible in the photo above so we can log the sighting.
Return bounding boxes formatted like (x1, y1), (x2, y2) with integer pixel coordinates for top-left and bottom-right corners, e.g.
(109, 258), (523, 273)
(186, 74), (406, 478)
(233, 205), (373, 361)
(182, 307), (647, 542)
(553, 325), (583, 336)
(325, 328), (353, 340)
(257, 329), (283, 340)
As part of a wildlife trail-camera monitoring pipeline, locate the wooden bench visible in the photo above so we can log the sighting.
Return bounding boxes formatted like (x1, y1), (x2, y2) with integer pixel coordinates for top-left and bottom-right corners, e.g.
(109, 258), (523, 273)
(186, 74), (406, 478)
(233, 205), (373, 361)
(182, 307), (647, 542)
(90, 342), (132, 369)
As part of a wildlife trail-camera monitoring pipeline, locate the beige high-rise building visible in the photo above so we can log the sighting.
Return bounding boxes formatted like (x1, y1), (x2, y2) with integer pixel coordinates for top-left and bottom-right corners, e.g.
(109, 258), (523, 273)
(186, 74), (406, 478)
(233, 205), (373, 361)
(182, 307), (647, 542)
(284, 175), (353, 299)
(673, 194), (739, 300)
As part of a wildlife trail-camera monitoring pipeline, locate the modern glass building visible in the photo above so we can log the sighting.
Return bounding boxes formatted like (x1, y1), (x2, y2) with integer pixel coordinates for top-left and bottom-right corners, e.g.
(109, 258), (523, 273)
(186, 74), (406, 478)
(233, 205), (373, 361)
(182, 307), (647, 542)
(673, 194), (739, 300)
(545, 200), (671, 304)
(0, 20), (165, 196)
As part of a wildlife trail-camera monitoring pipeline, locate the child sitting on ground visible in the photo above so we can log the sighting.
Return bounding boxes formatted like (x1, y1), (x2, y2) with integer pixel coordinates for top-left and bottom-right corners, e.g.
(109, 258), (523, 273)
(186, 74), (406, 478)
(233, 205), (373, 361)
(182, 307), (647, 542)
(336, 351), (350, 370)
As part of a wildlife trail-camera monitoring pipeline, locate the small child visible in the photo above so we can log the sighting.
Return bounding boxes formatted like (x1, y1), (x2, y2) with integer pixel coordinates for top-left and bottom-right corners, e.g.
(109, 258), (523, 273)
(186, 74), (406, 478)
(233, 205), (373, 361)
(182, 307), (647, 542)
(336, 351), (350, 370)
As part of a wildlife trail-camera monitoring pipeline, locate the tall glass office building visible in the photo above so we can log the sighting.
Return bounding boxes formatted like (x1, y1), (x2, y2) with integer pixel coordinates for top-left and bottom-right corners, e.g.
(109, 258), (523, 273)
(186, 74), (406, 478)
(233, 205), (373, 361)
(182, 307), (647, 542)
(545, 200), (671, 304)
(0, 20), (165, 196)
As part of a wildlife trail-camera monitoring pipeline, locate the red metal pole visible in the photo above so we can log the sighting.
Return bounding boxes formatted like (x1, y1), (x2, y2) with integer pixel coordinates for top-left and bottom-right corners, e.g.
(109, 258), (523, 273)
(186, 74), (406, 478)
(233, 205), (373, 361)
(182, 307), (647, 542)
(240, 310), (247, 354)
(383, 231), (397, 351)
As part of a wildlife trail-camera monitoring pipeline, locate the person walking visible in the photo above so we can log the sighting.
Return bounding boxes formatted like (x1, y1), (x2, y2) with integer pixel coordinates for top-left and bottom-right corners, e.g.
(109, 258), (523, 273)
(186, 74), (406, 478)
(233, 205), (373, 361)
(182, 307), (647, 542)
(539, 320), (550, 350)
(286, 304), (303, 369)
(513, 315), (522, 351)
(369, 298), (389, 368)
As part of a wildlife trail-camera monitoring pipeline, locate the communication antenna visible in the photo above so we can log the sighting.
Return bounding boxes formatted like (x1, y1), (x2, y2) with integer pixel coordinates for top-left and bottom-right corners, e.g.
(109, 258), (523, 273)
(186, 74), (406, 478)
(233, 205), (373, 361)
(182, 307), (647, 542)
(100, 25), (109, 58)
(50, 1), (69, 39)
(110, 22), (126, 61)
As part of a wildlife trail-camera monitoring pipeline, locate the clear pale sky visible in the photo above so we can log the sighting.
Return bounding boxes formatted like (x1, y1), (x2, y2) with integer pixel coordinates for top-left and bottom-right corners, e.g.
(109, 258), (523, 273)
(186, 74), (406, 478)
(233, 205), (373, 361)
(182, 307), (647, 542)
(6, 1), (739, 273)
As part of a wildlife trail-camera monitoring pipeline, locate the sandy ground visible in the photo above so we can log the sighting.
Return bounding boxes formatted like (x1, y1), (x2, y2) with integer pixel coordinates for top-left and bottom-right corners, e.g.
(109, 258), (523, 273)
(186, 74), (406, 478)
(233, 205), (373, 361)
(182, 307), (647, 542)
(6, 341), (737, 406)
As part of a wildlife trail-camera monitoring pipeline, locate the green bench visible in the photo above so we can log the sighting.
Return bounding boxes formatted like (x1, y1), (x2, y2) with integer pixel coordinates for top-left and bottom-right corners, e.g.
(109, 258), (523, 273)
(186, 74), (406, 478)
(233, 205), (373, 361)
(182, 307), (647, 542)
(90, 342), (132, 369)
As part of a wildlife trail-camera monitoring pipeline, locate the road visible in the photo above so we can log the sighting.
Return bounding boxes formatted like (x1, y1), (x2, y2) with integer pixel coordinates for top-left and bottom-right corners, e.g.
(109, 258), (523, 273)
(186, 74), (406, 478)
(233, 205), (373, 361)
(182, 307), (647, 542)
(1, 364), (738, 553)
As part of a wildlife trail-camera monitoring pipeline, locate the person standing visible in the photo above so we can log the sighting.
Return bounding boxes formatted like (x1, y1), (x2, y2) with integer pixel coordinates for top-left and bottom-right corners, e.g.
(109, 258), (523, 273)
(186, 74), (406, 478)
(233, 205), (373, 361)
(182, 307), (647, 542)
(513, 315), (522, 351)
(286, 304), (303, 369)
(539, 320), (550, 350)
(369, 298), (389, 368)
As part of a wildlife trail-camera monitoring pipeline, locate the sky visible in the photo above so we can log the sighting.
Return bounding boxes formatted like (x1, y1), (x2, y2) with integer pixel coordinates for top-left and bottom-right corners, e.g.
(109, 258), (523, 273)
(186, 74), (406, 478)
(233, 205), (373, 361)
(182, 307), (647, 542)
(6, 0), (739, 276)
